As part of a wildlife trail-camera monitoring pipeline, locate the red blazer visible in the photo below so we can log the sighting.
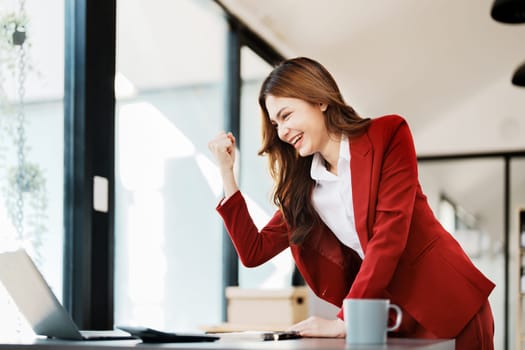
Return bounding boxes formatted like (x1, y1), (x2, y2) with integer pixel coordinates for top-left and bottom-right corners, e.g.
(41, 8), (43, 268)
(217, 115), (494, 339)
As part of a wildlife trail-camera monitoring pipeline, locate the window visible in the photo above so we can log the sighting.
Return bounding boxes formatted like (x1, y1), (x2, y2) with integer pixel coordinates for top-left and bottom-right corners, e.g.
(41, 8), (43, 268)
(419, 159), (504, 349)
(114, 0), (227, 330)
(0, 0), (65, 340)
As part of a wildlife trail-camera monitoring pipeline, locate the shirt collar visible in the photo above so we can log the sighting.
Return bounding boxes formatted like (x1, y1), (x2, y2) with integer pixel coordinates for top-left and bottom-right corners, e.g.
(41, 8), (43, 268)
(310, 135), (349, 181)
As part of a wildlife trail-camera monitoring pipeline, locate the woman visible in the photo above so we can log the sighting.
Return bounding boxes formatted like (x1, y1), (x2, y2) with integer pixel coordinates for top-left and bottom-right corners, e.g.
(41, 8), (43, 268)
(208, 57), (494, 349)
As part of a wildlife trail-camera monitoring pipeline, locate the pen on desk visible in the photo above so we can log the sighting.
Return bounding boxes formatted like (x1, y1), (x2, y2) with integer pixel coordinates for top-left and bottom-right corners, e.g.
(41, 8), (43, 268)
(264, 331), (302, 341)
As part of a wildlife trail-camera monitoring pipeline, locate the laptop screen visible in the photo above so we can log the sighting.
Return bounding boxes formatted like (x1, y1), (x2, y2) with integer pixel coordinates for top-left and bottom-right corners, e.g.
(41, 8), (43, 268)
(0, 249), (83, 340)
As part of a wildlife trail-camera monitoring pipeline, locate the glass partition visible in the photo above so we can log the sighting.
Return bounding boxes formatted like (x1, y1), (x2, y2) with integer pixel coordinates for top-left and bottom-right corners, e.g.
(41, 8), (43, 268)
(418, 158), (505, 350)
(114, 0), (227, 330)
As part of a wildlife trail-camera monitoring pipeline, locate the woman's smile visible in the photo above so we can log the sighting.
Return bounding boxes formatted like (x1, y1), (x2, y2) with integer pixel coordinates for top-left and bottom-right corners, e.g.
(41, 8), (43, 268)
(289, 133), (303, 148)
(265, 95), (329, 157)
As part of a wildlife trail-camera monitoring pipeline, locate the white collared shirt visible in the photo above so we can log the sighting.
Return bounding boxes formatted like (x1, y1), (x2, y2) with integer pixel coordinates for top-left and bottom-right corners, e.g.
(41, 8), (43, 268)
(310, 136), (364, 258)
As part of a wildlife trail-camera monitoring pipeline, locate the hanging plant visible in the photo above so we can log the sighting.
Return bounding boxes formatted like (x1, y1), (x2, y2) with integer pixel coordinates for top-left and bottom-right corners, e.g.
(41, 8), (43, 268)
(0, 10), (29, 107)
(0, 4), (47, 260)
(2, 162), (47, 249)
(0, 8), (27, 148)
(0, 12), (28, 64)
(0, 10), (25, 159)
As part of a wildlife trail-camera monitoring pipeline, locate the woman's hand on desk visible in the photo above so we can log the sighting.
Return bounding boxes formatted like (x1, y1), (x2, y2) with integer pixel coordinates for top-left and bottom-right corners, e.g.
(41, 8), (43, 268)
(286, 316), (345, 338)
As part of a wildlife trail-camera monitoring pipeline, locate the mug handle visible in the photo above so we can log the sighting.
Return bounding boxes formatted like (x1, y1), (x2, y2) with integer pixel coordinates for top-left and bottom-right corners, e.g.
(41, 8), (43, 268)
(387, 304), (403, 331)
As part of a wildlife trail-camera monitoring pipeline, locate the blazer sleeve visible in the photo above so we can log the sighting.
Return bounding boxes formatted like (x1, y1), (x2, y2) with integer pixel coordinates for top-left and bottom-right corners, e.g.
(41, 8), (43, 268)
(216, 190), (290, 267)
(347, 119), (418, 300)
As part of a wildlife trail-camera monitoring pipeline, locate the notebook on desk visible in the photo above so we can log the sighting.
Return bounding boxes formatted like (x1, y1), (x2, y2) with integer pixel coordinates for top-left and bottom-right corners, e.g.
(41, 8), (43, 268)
(0, 248), (134, 341)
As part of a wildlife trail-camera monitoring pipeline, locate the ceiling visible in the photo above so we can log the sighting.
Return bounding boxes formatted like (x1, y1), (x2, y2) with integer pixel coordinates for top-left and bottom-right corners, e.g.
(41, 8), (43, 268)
(218, 0), (525, 156)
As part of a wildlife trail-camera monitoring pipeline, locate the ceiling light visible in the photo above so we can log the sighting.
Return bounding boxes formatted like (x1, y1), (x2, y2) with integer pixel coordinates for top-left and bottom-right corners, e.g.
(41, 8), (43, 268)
(491, 0), (525, 23)
(512, 61), (525, 87)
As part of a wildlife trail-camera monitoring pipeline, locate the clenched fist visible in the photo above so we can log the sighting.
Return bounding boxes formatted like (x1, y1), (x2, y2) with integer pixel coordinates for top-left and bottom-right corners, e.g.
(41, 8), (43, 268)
(208, 131), (239, 199)
(208, 131), (236, 172)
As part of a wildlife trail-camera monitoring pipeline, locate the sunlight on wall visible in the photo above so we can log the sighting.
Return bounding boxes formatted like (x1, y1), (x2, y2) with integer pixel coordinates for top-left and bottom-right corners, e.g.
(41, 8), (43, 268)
(118, 102), (187, 328)
(119, 102), (195, 191)
(115, 72), (138, 99)
(195, 153), (223, 197)
(127, 191), (166, 327)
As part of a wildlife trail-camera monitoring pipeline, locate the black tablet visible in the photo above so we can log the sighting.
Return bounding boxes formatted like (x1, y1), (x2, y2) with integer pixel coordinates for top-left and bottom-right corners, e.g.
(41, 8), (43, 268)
(117, 326), (220, 343)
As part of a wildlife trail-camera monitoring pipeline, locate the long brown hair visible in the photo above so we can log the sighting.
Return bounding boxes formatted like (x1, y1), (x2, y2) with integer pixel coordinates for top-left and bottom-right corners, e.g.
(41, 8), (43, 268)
(258, 57), (371, 245)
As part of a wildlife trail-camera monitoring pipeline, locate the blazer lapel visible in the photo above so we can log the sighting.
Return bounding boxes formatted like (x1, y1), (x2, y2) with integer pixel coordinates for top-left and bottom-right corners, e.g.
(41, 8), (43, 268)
(349, 131), (373, 252)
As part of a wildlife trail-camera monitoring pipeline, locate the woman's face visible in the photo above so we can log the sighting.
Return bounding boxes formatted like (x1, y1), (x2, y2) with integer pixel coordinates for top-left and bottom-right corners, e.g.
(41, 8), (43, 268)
(265, 95), (329, 157)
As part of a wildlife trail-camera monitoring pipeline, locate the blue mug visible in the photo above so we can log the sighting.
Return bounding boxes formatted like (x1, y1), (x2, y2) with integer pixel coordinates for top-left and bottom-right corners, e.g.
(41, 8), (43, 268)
(343, 298), (403, 345)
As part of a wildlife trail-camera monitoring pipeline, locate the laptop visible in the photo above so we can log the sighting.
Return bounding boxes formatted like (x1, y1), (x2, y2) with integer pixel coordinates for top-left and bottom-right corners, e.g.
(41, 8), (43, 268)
(0, 248), (134, 340)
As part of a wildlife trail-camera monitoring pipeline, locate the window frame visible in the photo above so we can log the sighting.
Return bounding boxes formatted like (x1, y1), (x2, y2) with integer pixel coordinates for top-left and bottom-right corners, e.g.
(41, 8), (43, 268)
(63, 0), (116, 329)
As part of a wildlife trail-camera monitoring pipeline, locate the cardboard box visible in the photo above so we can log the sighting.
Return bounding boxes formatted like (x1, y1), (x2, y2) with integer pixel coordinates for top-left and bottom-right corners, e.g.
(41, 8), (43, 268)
(225, 286), (309, 329)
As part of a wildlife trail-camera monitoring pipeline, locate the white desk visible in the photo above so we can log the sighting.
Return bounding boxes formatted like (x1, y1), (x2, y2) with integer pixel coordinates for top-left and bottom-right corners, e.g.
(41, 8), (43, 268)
(0, 337), (454, 349)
